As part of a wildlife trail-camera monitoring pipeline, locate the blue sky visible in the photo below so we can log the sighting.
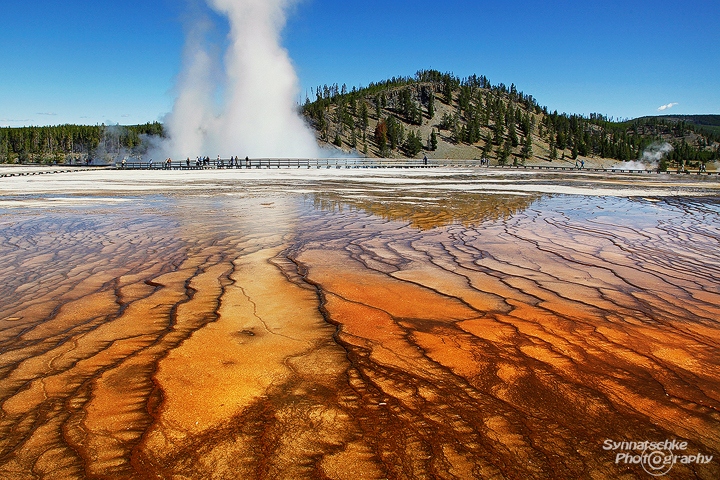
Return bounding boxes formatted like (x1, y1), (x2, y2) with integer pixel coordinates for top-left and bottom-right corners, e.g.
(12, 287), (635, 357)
(1, 0), (718, 127)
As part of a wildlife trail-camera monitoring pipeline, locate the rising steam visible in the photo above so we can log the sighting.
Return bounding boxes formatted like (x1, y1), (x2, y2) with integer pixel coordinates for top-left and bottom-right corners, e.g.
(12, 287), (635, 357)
(162, 0), (319, 159)
(641, 142), (673, 163)
(612, 142), (673, 170)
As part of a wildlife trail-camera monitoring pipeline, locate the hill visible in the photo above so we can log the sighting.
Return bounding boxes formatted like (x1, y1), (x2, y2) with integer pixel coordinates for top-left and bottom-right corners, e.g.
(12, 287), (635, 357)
(1, 73), (718, 169)
(302, 70), (720, 168)
(633, 115), (720, 138)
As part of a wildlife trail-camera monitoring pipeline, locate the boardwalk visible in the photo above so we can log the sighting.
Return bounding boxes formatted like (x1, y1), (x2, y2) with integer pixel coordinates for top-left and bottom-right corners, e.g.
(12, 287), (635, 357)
(0, 159), (717, 176)
(0, 168), (95, 178)
(112, 157), (720, 175)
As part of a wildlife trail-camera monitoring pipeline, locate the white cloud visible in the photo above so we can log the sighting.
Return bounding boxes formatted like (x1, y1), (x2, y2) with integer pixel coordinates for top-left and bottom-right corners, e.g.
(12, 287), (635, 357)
(657, 102), (679, 111)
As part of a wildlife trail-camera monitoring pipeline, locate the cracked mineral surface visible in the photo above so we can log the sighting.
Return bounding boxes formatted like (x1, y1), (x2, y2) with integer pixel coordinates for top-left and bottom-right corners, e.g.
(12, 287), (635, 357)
(1, 169), (719, 479)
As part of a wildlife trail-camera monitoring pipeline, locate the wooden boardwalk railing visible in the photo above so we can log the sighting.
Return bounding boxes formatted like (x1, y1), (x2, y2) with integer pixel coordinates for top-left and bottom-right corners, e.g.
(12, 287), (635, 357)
(0, 169), (95, 178)
(112, 158), (720, 175)
(0, 160), (717, 176)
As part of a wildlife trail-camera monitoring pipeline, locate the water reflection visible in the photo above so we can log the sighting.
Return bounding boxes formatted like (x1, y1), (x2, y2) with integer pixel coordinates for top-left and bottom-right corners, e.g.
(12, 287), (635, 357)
(0, 188), (718, 479)
(312, 190), (542, 230)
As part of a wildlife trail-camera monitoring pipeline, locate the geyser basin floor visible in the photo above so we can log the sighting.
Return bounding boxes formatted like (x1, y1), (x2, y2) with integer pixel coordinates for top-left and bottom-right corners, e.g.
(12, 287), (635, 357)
(0, 171), (719, 479)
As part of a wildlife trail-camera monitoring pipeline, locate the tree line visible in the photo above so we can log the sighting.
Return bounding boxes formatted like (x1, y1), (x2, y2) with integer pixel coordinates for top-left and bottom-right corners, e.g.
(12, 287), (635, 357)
(0, 122), (164, 164)
(3, 72), (717, 167)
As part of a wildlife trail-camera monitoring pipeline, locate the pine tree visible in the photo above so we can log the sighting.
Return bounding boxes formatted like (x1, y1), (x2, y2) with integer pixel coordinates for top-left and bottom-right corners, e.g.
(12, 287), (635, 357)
(482, 137), (493, 160)
(521, 134), (533, 160)
(317, 113), (328, 140)
(359, 101), (369, 131)
(374, 120), (388, 152)
(443, 77), (453, 104)
(440, 112), (454, 131)
(549, 143), (558, 162)
(428, 91), (435, 119)
(404, 130), (424, 157)
(496, 144), (509, 165)
(556, 131), (567, 150)
(386, 116), (404, 150)
(430, 129), (438, 151)
(494, 110), (505, 145)
(509, 122), (519, 147)
(504, 138), (513, 165)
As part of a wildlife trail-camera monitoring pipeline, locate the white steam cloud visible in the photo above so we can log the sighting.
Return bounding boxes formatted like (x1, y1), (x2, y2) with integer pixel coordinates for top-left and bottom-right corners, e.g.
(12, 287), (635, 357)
(612, 142), (673, 170)
(641, 142), (673, 163)
(162, 0), (320, 159)
(657, 102), (678, 111)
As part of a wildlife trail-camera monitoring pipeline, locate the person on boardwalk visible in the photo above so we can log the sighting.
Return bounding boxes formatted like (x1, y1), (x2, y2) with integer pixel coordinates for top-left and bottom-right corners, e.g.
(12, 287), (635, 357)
(186, 157), (190, 168)
(423, 154), (428, 166)
(246, 156), (250, 168)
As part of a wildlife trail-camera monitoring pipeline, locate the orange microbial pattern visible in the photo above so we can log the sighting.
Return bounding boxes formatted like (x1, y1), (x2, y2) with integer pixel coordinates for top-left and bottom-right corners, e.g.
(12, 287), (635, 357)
(0, 191), (719, 479)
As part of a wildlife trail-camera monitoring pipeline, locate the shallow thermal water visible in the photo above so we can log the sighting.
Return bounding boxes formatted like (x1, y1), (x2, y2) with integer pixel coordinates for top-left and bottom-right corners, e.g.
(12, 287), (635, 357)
(0, 169), (719, 479)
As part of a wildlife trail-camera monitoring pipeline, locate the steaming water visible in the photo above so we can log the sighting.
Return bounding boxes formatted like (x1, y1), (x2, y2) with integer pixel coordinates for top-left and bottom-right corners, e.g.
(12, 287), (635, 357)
(162, 0), (319, 159)
(611, 142), (674, 170)
(2, 167), (719, 198)
(1, 170), (719, 478)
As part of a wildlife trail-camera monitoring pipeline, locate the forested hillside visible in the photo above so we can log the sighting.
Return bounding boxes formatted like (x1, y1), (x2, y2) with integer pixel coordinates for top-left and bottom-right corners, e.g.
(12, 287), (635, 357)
(2, 70), (718, 167)
(302, 70), (720, 167)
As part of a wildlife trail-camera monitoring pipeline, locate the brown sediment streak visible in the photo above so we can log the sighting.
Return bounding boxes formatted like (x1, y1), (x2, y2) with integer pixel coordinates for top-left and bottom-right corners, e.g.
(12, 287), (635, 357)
(0, 193), (718, 479)
(292, 195), (720, 479)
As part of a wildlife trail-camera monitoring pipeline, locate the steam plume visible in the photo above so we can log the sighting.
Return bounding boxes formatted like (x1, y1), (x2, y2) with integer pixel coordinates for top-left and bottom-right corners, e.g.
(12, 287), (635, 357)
(641, 142), (673, 163)
(613, 142), (673, 170)
(163, 0), (319, 158)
